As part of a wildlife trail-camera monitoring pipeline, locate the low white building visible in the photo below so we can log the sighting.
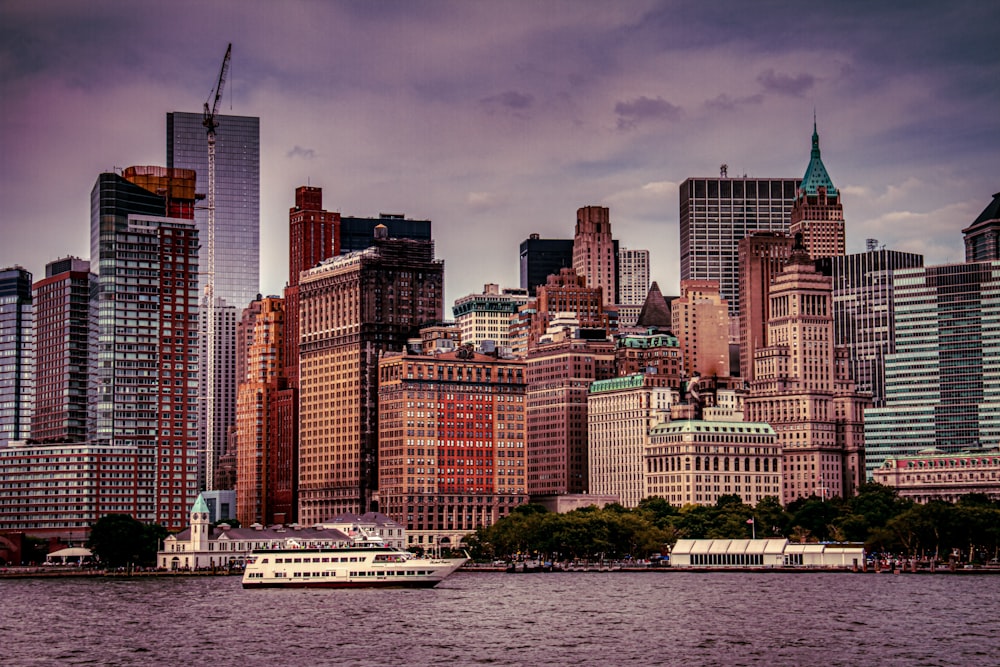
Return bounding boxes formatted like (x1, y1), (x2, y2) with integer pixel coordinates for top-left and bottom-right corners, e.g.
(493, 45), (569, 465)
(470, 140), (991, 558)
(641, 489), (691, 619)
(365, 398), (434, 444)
(670, 538), (864, 569)
(157, 495), (406, 570)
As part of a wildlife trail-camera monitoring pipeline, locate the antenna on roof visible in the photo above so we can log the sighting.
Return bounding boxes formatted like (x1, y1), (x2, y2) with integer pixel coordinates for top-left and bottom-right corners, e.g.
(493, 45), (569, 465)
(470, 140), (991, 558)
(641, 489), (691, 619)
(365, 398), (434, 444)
(720, 164), (728, 178)
(866, 238), (878, 252)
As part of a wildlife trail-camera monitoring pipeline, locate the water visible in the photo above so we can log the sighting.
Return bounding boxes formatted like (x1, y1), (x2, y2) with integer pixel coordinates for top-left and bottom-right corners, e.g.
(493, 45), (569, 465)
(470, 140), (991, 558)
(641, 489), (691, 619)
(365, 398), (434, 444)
(3, 571), (999, 666)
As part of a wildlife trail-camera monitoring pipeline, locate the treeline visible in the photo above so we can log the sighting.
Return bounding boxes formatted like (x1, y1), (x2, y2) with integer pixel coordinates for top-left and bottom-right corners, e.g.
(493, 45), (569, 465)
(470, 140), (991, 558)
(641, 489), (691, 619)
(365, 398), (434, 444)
(462, 484), (1000, 564)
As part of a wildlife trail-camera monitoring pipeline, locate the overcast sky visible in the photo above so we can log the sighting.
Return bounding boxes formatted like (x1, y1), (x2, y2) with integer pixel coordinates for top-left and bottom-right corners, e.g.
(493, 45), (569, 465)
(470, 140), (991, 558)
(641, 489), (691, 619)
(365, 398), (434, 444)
(2, 0), (998, 309)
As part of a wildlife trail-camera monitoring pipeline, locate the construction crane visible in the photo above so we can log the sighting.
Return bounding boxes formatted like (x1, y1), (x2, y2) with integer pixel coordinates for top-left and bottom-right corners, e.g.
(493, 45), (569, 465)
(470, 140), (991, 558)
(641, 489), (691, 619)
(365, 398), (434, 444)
(202, 43), (231, 492)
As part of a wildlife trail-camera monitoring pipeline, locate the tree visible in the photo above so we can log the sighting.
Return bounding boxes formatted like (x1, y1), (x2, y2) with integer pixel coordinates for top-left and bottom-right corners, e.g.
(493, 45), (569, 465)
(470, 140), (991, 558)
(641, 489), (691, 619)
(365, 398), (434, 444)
(88, 514), (165, 568)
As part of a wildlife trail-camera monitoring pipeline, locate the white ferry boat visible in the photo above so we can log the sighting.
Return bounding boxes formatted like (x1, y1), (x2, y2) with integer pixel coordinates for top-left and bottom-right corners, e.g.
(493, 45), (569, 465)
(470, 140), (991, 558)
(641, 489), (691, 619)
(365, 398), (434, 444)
(242, 540), (467, 589)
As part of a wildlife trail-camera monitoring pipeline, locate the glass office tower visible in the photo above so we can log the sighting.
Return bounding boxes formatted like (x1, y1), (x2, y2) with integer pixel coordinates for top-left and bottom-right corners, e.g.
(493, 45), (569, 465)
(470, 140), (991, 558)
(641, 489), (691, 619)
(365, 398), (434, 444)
(166, 112), (260, 310)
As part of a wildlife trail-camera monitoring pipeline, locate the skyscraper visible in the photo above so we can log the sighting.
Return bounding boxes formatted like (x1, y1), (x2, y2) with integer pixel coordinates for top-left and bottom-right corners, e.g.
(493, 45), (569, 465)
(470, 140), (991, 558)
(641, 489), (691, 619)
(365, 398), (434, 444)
(745, 240), (867, 503)
(0, 266), (33, 446)
(167, 112), (259, 496)
(823, 245), (924, 407)
(166, 112), (260, 309)
(789, 121), (845, 260)
(679, 175), (799, 322)
(297, 231), (443, 522)
(31, 257), (94, 443)
(573, 205), (618, 306)
(235, 296), (286, 526)
(737, 231), (793, 382)
(864, 261), (1000, 477)
(519, 235), (574, 297)
(339, 213), (428, 254)
(617, 247), (650, 306)
(91, 168), (200, 530)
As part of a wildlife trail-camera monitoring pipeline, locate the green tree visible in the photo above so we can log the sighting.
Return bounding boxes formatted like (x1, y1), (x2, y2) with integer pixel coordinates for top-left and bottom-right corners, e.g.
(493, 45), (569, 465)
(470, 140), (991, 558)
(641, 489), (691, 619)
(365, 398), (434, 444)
(88, 514), (165, 568)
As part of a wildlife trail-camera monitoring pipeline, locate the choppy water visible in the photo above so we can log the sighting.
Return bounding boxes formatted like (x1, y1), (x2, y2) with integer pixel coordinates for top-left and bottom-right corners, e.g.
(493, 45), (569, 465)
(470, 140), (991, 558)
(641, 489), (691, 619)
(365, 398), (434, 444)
(2, 571), (999, 666)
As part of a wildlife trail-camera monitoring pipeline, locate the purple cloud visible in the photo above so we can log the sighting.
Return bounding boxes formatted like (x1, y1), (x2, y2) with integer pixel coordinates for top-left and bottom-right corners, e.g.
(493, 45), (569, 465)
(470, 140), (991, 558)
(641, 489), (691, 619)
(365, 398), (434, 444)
(614, 96), (681, 130)
(704, 93), (765, 112)
(479, 90), (535, 114)
(287, 145), (317, 159)
(757, 69), (816, 96)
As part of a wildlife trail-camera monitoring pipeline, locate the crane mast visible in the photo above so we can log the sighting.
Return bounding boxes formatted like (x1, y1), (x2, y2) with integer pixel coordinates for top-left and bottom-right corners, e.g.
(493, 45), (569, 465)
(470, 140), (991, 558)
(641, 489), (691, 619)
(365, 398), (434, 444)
(202, 43), (231, 492)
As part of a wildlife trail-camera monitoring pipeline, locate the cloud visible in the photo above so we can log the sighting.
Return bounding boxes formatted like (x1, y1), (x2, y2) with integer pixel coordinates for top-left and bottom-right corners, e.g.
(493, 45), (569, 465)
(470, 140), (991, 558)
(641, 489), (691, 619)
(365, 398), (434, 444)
(479, 90), (534, 115)
(614, 96), (681, 130)
(466, 191), (504, 212)
(757, 69), (815, 96)
(286, 145), (317, 159)
(704, 93), (764, 112)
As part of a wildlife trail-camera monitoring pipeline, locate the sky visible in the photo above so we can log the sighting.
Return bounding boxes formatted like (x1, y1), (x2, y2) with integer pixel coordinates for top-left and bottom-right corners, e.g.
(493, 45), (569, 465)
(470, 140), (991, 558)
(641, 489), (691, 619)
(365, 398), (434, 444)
(1, 0), (998, 310)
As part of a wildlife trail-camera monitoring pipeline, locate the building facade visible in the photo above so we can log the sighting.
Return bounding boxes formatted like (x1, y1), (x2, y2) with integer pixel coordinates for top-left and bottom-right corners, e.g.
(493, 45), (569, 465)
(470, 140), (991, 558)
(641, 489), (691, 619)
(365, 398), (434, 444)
(822, 245), (923, 408)
(617, 248), (650, 307)
(90, 169), (201, 530)
(573, 205), (618, 306)
(0, 266), (34, 446)
(672, 279), (731, 378)
(339, 213), (430, 254)
(166, 112), (260, 310)
(789, 121), (845, 260)
(452, 283), (530, 354)
(865, 261), (1000, 477)
(745, 242), (868, 504)
(519, 235), (574, 297)
(297, 231), (443, 523)
(378, 347), (527, 552)
(235, 296), (287, 526)
(646, 418), (781, 507)
(0, 441), (146, 540)
(738, 231), (793, 382)
(679, 175), (799, 322)
(871, 447), (1000, 504)
(30, 258), (93, 443)
(526, 338), (616, 495)
(588, 374), (675, 507)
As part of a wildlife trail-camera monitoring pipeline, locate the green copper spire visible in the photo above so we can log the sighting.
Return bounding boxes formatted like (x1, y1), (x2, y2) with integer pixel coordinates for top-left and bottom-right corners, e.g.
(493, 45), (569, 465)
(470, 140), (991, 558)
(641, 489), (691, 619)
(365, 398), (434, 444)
(191, 493), (210, 515)
(799, 115), (838, 197)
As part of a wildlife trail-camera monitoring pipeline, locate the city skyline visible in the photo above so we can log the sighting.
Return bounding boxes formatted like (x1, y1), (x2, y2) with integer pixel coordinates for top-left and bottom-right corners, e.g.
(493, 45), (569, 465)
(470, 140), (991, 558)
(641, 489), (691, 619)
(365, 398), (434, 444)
(1, 1), (998, 309)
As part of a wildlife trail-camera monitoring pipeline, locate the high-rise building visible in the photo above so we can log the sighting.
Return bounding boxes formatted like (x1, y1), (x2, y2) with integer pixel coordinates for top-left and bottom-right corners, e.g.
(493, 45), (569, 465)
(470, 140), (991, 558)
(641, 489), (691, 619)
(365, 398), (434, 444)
(167, 114), (258, 500)
(671, 279), (731, 378)
(166, 112), (260, 309)
(526, 337), (616, 495)
(961, 192), (1000, 262)
(519, 235), (574, 297)
(864, 261), (1000, 477)
(744, 240), (868, 504)
(297, 231), (443, 522)
(588, 374), (675, 507)
(235, 296), (287, 526)
(617, 248), (650, 307)
(679, 175), (799, 322)
(91, 168), (200, 530)
(573, 205), (618, 306)
(452, 283), (529, 353)
(738, 231), (793, 382)
(0, 266), (33, 446)
(31, 257), (94, 443)
(378, 347), (527, 552)
(340, 213), (429, 254)
(822, 245), (923, 408)
(529, 268), (614, 350)
(789, 121), (845, 260)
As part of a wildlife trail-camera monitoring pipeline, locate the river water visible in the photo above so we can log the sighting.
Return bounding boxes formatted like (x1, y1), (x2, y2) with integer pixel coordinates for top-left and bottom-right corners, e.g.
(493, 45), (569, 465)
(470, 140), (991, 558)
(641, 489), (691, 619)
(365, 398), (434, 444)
(3, 571), (998, 666)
